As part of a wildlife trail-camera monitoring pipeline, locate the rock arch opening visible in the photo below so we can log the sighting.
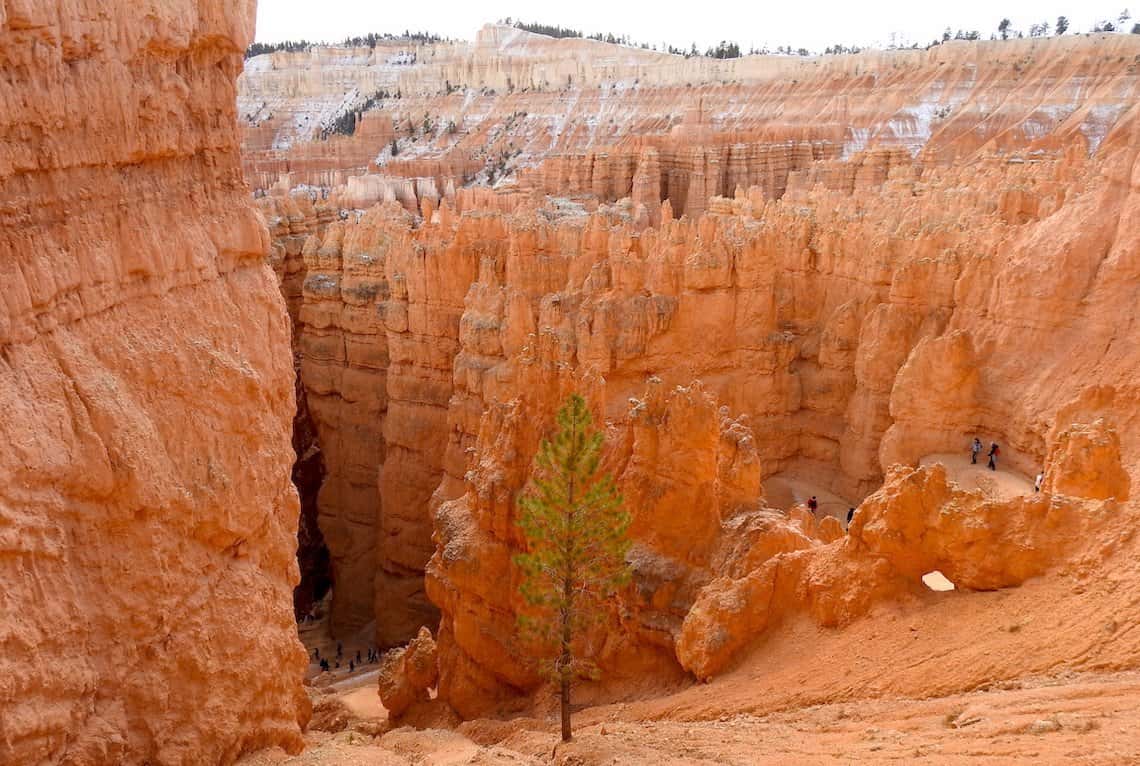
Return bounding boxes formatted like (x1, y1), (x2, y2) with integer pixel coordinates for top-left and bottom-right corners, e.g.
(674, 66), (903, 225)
(922, 570), (956, 592)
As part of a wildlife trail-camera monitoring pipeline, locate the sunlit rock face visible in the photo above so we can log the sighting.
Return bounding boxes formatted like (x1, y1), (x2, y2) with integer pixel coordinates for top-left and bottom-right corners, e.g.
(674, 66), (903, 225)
(0, 1), (308, 763)
(253, 27), (1140, 714)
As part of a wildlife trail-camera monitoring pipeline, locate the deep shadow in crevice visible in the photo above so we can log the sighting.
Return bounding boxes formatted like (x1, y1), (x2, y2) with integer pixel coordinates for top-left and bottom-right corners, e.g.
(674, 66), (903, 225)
(292, 370), (333, 620)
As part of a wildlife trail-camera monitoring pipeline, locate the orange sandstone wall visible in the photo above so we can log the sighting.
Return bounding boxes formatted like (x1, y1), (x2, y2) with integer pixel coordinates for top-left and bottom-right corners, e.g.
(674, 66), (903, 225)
(254, 33), (1140, 694)
(0, 2), (307, 763)
(422, 121), (1140, 711)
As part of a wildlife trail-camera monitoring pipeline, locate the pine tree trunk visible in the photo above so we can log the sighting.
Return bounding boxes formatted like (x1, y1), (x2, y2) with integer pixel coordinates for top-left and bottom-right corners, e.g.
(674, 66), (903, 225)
(560, 571), (573, 741)
(560, 673), (571, 742)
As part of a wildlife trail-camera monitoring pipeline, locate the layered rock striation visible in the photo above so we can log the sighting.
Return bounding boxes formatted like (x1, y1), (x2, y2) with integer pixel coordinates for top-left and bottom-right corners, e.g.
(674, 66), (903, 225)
(240, 27), (1140, 204)
(0, 1), (307, 763)
(255, 28), (1140, 717)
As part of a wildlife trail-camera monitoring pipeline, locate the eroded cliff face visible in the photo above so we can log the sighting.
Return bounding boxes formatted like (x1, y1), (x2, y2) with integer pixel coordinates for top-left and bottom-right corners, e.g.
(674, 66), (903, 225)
(420, 136), (1139, 711)
(240, 28), (1140, 202)
(254, 29), (1140, 716)
(0, 2), (307, 762)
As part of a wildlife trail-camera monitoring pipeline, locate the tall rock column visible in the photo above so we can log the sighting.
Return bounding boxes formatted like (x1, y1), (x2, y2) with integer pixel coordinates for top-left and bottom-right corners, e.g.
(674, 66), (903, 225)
(632, 147), (663, 225)
(0, 2), (307, 763)
(376, 206), (486, 646)
(297, 215), (392, 634)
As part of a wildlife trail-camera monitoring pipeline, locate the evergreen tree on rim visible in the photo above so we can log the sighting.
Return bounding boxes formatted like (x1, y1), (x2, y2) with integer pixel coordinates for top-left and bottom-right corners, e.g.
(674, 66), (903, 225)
(514, 393), (632, 742)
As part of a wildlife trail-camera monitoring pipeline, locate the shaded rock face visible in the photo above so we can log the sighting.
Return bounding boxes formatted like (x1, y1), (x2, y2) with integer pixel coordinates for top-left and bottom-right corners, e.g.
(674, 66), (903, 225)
(292, 375), (332, 620)
(259, 199), (478, 643)
(377, 626), (440, 719)
(0, 1), (307, 764)
(253, 30), (1140, 717)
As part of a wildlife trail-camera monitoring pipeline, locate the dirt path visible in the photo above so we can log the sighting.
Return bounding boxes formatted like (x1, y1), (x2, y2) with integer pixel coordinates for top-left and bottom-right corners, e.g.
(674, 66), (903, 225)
(920, 453), (1034, 500)
(524, 670), (1140, 763)
(244, 667), (1140, 764)
(298, 599), (383, 684)
(765, 473), (855, 521)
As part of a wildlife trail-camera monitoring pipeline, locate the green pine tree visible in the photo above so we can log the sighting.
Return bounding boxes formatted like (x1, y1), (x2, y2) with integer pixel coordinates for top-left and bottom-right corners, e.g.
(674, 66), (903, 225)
(514, 393), (632, 742)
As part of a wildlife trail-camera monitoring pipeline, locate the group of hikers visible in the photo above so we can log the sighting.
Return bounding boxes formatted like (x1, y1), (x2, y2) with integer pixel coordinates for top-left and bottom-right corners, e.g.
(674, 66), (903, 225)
(807, 495), (859, 528)
(972, 436), (1045, 491)
(970, 437), (1001, 470)
(800, 437), (1046, 531)
(312, 640), (381, 674)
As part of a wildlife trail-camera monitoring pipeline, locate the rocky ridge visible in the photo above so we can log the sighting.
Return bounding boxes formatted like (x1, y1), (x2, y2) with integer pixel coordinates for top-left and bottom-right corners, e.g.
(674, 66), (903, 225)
(240, 27), (1140, 200)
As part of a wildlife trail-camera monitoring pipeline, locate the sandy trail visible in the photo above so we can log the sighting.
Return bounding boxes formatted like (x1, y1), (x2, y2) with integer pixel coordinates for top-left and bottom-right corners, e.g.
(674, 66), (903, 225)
(765, 473), (855, 521)
(920, 452), (1035, 499)
(245, 668), (1140, 764)
(299, 603), (385, 686)
(765, 454), (1034, 526)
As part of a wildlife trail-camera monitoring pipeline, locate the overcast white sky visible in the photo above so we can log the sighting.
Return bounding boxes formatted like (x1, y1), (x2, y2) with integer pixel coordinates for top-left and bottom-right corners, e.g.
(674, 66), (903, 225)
(254, 0), (1135, 51)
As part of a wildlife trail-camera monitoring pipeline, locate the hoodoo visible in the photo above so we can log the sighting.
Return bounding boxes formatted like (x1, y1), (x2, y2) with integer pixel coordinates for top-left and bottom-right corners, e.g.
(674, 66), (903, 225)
(248, 24), (1140, 677)
(0, 1), (306, 763)
(6, 3), (1140, 763)
(247, 23), (1140, 750)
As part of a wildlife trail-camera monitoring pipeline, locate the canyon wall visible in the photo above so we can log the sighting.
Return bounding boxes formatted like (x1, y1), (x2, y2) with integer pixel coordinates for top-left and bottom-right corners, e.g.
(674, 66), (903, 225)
(240, 28), (1139, 196)
(421, 134), (1139, 710)
(254, 29), (1140, 710)
(0, 2), (307, 763)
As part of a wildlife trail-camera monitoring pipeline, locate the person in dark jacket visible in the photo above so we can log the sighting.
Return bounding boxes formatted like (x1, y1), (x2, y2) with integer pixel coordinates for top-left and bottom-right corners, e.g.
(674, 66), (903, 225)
(987, 442), (1000, 471)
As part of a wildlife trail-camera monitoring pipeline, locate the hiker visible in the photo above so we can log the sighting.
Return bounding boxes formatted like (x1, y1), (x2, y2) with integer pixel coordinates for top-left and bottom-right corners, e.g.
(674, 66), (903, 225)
(355, 650), (362, 664)
(336, 641), (343, 659)
(1035, 472), (1044, 492)
(313, 647), (320, 661)
(808, 496), (818, 514)
(846, 507), (855, 526)
(970, 437), (982, 465)
(319, 658), (329, 672)
(349, 660), (355, 672)
(987, 442), (1000, 471)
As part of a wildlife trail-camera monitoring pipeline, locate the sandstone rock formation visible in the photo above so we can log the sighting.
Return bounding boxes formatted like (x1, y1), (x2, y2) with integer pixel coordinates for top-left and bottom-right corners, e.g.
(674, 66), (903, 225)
(240, 28), (1140, 206)
(254, 27), (1140, 722)
(0, 1), (307, 762)
(676, 459), (1121, 681)
(1045, 418), (1131, 501)
(377, 626), (440, 718)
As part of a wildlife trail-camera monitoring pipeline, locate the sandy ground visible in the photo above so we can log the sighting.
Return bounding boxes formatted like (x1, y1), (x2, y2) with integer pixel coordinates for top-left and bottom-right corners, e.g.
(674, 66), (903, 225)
(766, 473), (855, 521)
(769, 454), (1035, 527)
(920, 453), (1035, 500)
(243, 667), (1140, 764)
(300, 600), (385, 684)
